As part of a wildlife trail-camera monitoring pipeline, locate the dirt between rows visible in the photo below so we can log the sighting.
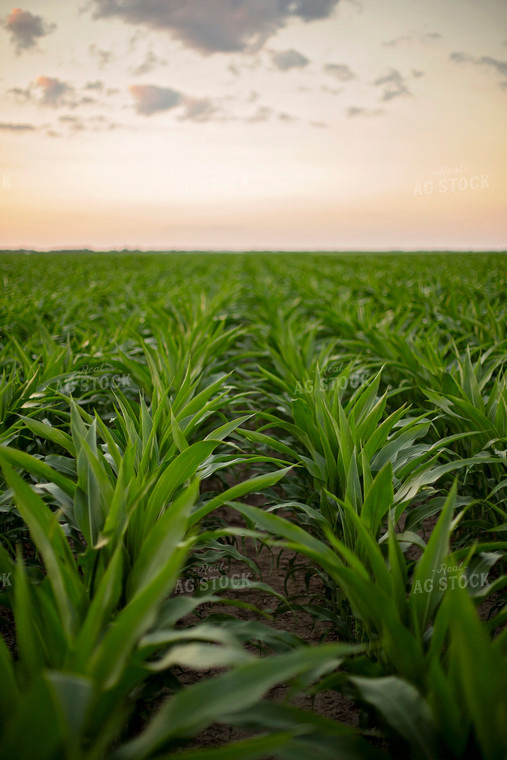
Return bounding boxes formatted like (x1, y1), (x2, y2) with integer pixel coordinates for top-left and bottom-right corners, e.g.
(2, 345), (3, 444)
(173, 492), (362, 752)
(173, 490), (502, 752)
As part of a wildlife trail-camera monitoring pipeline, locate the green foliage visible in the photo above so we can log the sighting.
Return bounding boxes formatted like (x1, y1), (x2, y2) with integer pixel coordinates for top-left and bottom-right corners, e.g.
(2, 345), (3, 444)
(0, 251), (506, 758)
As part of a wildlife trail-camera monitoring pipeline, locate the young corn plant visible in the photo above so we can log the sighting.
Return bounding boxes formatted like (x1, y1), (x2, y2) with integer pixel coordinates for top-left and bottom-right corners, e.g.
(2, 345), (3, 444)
(2, 251), (507, 760)
(0, 454), (378, 760)
(424, 350), (507, 529)
(244, 368), (489, 556)
(1, 391), (292, 565)
(116, 290), (244, 409)
(230, 486), (507, 759)
(0, 331), (77, 446)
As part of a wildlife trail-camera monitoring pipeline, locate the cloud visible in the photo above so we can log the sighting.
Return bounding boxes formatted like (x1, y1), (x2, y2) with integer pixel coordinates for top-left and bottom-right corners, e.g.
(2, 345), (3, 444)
(9, 77), (100, 108)
(476, 55), (507, 78)
(58, 115), (88, 133)
(89, 44), (115, 67)
(374, 69), (411, 101)
(35, 76), (86, 107)
(246, 105), (273, 123)
(278, 112), (298, 122)
(57, 114), (120, 134)
(59, 115), (84, 126)
(383, 35), (411, 48)
(324, 63), (356, 81)
(243, 105), (302, 125)
(36, 76), (73, 106)
(180, 97), (217, 122)
(4, 8), (56, 53)
(346, 106), (384, 118)
(0, 121), (36, 132)
(226, 54), (263, 77)
(84, 80), (105, 91)
(322, 85), (342, 95)
(383, 31), (441, 47)
(450, 51), (472, 64)
(272, 49), (309, 71)
(0, 118), (118, 137)
(130, 81), (320, 125)
(450, 51), (507, 87)
(296, 0), (339, 20)
(128, 83), (228, 122)
(8, 85), (32, 102)
(131, 49), (167, 76)
(129, 84), (182, 115)
(91, 0), (341, 54)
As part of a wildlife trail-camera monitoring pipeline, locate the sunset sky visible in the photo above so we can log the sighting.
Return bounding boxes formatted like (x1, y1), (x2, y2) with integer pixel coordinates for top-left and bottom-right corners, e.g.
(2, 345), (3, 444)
(0, 0), (506, 250)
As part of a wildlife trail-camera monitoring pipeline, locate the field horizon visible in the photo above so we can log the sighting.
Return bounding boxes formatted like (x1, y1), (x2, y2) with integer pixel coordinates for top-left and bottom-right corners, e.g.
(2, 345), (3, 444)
(1, 250), (506, 757)
(1, 249), (506, 256)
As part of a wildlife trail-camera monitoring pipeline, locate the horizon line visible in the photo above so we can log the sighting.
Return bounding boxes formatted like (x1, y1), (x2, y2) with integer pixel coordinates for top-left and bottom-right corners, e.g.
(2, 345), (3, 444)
(1, 248), (506, 255)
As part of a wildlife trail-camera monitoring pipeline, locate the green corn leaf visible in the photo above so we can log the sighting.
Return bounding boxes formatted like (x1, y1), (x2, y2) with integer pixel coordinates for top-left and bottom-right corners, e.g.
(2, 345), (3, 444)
(0, 445), (76, 498)
(362, 461), (394, 537)
(113, 645), (354, 759)
(18, 415), (76, 457)
(189, 467), (292, 526)
(410, 483), (457, 635)
(352, 676), (442, 760)
(0, 457), (84, 637)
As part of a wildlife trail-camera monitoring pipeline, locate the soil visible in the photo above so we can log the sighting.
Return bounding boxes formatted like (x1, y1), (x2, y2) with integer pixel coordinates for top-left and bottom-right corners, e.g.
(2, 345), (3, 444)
(172, 488), (362, 752)
(173, 490), (504, 752)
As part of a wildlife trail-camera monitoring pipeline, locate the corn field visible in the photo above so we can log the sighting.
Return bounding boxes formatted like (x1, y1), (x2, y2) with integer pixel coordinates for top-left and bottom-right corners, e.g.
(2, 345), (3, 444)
(0, 251), (506, 760)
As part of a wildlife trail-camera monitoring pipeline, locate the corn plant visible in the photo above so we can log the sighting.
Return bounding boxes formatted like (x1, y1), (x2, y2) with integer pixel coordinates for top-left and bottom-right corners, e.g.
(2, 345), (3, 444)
(230, 485), (507, 758)
(2, 250), (507, 760)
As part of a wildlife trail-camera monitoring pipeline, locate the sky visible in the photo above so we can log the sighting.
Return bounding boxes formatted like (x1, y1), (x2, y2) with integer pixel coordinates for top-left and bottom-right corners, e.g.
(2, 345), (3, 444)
(0, 0), (506, 251)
